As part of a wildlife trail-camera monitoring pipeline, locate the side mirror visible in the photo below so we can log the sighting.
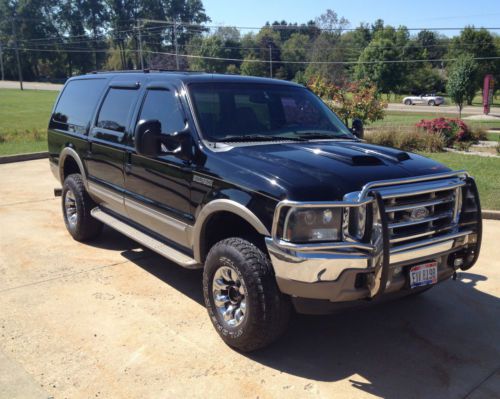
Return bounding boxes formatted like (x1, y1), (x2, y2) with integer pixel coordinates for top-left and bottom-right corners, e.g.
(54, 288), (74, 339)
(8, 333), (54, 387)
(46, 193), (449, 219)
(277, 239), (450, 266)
(162, 128), (193, 161)
(351, 118), (364, 139)
(135, 119), (162, 157)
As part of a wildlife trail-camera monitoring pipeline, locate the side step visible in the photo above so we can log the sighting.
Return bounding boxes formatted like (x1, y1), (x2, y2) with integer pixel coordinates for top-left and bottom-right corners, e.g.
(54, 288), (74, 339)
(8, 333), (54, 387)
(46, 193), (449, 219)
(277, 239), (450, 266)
(91, 207), (200, 269)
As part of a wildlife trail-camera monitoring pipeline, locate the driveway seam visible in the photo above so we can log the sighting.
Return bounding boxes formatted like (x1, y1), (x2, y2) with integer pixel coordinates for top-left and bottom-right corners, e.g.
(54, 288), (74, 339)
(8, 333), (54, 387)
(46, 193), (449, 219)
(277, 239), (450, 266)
(0, 254), (152, 295)
(462, 364), (500, 399)
(0, 198), (56, 208)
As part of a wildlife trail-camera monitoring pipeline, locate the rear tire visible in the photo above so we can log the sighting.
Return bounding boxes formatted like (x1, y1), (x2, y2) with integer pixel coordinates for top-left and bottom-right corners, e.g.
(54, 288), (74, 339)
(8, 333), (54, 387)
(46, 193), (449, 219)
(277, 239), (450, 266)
(428, 100), (435, 106)
(203, 237), (291, 352)
(62, 174), (103, 241)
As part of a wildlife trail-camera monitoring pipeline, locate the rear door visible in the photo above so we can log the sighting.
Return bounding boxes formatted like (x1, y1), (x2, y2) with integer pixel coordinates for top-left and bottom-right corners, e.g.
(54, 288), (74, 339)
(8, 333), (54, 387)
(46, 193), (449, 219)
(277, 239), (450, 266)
(123, 83), (194, 249)
(86, 80), (141, 216)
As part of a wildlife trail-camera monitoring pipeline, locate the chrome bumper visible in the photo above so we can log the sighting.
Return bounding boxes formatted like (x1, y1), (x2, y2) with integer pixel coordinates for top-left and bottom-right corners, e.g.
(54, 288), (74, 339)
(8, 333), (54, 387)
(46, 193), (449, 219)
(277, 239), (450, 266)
(266, 171), (482, 302)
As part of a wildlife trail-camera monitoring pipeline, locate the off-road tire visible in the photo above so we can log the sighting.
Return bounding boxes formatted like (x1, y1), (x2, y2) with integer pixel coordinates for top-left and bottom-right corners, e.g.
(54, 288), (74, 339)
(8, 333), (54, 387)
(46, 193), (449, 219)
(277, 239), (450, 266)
(62, 174), (103, 241)
(203, 237), (291, 352)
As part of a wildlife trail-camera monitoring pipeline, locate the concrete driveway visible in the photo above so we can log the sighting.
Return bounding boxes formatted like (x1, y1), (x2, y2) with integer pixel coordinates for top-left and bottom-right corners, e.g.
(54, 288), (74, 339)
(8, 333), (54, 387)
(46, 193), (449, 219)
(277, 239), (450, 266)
(0, 159), (499, 399)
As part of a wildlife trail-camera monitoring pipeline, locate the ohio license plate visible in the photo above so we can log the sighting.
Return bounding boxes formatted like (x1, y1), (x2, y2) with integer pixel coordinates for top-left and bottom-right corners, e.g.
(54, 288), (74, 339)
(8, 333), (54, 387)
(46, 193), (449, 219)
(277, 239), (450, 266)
(409, 261), (438, 289)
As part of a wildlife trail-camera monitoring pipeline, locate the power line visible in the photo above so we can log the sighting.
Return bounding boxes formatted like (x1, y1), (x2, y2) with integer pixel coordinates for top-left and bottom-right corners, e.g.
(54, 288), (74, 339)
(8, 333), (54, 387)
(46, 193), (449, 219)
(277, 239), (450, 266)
(4, 46), (500, 65)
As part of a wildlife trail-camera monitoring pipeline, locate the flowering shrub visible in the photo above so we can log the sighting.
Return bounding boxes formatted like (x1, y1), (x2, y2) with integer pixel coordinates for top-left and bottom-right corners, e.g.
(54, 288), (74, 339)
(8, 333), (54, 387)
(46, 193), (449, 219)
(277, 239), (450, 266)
(308, 76), (387, 125)
(415, 117), (472, 145)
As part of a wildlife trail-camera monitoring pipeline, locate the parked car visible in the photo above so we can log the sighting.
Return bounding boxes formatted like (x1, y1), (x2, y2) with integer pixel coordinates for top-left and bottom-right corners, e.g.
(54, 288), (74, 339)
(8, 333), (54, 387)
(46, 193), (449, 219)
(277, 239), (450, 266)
(48, 71), (482, 351)
(403, 94), (445, 106)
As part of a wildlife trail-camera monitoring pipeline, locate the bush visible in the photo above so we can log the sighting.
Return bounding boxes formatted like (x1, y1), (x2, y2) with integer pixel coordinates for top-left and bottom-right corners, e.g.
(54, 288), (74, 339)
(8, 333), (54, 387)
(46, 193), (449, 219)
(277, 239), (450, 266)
(415, 117), (472, 146)
(472, 128), (488, 142)
(365, 127), (446, 153)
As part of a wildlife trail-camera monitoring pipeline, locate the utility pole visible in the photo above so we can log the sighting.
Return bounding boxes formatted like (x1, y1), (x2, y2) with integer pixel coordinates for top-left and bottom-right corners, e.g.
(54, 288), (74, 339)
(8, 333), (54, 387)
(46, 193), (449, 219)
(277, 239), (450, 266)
(269, 45), (272, 78)
(11, 15), (23, 90)
(0, 40), (4, 80)
(137, 21), (144, 70)
(173, 17), (179, 70)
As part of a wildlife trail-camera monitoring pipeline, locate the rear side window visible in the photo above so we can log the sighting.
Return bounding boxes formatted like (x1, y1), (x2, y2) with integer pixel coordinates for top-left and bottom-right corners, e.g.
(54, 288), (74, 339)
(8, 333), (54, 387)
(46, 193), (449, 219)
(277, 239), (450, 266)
(138, 89), (185, 135)
(97, 88), (138, 132)
(52, 79), (106, 132)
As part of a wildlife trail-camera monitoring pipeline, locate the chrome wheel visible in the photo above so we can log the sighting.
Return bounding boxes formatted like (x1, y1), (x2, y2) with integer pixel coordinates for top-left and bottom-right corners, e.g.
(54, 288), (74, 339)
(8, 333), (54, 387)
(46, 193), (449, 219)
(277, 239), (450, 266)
(64, 189), (78, 229)
(212, 265), (248, 327)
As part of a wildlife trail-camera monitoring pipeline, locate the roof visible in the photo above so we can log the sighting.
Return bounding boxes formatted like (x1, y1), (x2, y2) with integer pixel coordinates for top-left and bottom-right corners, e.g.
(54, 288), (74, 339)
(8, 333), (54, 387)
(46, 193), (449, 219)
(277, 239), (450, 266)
(74, 70), (303, 88)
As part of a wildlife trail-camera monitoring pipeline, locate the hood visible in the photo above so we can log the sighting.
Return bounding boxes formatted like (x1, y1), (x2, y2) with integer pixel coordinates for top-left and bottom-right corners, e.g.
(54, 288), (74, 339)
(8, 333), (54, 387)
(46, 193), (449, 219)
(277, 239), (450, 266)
(205, 140), (450, 201)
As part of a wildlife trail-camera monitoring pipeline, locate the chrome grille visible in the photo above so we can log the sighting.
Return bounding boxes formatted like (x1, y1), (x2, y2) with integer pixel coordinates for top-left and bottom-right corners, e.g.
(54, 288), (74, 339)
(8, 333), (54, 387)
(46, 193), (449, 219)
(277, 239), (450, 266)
(377, 178), (465, 248)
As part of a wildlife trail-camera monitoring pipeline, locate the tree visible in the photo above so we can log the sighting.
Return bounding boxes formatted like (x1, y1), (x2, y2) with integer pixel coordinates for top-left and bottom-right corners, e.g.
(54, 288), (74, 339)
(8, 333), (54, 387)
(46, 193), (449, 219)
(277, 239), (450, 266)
(446, 54), (478, 118)
(240, 55), (267, 77)
(448, 27), (498, 103)
(281, 33), (309, 79)
(354, 25), (410, 94)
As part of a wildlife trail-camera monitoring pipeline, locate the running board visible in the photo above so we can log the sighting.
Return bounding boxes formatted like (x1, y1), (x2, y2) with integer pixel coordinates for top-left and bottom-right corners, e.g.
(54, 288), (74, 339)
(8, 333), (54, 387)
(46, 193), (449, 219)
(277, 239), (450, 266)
(91, 208), (200, 269)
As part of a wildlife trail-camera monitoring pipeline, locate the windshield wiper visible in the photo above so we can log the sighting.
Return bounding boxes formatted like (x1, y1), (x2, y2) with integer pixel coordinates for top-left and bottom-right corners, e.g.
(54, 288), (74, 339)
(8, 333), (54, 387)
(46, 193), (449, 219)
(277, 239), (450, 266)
(295, 132), (355, 140)
(216, 134), (307, 142)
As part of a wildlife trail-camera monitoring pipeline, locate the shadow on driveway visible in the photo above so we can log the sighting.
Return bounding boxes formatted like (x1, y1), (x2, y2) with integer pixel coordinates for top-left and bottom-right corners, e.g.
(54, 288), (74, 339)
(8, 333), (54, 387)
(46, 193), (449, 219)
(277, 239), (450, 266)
(97, 230), (499, 398)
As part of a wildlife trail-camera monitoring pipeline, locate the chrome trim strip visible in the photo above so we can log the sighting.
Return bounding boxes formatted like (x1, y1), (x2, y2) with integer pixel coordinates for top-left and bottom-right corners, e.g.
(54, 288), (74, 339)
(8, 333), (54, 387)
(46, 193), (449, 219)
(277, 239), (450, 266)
(272, 239), (374, 252)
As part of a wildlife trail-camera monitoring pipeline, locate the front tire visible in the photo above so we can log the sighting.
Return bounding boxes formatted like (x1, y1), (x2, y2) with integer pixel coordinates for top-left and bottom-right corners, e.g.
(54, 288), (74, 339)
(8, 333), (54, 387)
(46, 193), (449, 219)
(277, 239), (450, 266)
(62, 174), (103, 241)
(203, 238), (291, 352)
(404, 99), (412, 105)
(428, 100), (436, 106)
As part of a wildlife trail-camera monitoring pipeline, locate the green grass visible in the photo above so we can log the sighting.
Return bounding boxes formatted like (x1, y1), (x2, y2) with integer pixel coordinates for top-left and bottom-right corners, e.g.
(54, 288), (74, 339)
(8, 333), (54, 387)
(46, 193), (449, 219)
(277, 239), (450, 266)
(0, 89), (58, 155)
(487, 132), (500, 141)
(421, 152), (500, 210)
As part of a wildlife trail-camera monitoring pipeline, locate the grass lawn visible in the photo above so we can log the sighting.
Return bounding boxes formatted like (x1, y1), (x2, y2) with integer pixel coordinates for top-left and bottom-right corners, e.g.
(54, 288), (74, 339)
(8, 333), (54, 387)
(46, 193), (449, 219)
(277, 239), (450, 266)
(421, 152), (500, 210)
(0, 89), (58, 155)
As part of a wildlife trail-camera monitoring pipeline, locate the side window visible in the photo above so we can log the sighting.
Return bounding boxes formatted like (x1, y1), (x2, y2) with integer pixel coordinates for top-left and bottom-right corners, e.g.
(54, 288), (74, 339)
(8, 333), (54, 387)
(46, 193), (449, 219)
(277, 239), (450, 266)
(97, 88), (138, 132)
(52, 79), (106, 133)
(138, 89), (185, 135)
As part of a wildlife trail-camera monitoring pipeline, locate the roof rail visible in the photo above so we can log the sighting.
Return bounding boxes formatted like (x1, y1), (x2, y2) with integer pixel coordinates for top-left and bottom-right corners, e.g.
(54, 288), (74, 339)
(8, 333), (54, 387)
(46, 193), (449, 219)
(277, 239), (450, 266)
(87, 69), (206, 75)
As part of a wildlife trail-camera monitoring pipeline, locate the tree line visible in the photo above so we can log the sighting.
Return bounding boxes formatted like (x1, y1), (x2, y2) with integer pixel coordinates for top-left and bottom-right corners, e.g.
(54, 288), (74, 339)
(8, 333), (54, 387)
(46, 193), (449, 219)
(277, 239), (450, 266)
(0, 3), (499, 100)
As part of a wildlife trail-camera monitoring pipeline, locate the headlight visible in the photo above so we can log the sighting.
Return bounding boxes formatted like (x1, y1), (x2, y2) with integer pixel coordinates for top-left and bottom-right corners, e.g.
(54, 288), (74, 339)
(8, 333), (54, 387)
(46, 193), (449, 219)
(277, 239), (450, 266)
(343, 204), (367, 240)
(283, 207), (342, 243)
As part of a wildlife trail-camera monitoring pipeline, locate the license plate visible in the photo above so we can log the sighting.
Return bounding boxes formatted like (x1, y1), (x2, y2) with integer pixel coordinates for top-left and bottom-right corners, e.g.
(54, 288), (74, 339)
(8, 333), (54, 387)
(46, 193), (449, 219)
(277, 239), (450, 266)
(409, 261), (438, 289)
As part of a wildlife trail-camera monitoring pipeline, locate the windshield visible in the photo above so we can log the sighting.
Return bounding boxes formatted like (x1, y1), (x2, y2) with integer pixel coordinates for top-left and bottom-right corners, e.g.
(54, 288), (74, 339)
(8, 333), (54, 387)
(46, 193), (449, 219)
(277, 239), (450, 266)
(188, 83), (353, 142)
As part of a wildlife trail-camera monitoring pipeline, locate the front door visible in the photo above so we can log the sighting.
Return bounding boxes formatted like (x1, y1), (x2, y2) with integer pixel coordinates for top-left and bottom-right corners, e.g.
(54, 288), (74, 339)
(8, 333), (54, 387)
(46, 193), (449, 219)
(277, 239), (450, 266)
(124, 85), (194, 250)
(86, 82), (141, 215)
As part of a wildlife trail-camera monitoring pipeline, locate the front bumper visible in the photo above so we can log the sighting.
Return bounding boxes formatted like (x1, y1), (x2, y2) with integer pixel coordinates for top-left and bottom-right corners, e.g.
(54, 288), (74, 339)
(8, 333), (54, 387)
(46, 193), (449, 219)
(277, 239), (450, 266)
(266, 171), (482, 308)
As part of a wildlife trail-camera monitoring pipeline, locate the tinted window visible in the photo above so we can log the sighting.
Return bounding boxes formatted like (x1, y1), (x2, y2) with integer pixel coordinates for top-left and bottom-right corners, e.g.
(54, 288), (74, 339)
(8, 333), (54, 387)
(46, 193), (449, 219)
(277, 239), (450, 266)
(138, 89), (185, 134)
(97, 88), (138, 132)
(189, 83), (352, 141)
(53, 79), (106, 132)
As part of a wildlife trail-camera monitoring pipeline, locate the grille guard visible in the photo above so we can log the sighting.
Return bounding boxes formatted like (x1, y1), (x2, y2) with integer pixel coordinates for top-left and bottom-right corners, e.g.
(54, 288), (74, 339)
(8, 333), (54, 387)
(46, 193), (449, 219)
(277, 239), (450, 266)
(270, 170), (482, 298)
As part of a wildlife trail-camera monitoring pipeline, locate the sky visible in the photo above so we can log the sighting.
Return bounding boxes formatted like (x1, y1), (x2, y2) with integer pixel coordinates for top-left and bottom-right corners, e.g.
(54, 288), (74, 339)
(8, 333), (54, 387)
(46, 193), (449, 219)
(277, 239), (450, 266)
(202, 0), (500, 36)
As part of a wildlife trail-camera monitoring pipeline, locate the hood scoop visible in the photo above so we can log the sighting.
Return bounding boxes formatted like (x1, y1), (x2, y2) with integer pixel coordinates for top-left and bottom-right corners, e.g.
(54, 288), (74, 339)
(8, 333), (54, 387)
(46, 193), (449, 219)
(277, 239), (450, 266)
(299, 142), (410, 165)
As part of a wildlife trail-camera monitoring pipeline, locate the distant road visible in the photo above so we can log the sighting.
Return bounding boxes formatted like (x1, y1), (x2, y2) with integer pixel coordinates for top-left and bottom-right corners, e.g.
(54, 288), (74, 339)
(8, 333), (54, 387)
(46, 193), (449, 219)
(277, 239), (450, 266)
(0, 80), (63, 91)
(387, 103), (500, 116)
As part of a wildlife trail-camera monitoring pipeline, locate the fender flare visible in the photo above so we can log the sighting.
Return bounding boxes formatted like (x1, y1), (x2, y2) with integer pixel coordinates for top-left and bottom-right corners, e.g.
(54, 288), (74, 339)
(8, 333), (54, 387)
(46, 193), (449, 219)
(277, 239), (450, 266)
(59, 147), (88, 189)
(192, 199), (270, 262)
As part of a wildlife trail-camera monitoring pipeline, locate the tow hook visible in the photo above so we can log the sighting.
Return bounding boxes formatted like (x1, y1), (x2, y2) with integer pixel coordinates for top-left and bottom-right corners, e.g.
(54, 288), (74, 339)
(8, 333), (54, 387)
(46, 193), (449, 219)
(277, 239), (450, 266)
(54, 188), (62, 197)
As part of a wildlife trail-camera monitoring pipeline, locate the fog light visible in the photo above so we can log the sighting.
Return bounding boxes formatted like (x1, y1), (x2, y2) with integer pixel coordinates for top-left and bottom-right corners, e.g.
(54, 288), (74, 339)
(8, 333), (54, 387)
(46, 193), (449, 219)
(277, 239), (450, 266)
(454, 258), (464, 268)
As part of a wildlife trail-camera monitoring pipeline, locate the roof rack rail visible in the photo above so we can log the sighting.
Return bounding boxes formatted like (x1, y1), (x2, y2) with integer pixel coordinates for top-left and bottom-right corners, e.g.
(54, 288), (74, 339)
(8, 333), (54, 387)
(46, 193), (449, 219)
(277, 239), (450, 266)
(87, 69), (206, 75)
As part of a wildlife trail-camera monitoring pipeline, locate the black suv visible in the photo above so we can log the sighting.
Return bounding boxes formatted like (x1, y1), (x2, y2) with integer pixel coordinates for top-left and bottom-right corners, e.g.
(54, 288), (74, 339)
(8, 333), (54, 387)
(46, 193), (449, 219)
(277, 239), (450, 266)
(48, 71), (482, 351)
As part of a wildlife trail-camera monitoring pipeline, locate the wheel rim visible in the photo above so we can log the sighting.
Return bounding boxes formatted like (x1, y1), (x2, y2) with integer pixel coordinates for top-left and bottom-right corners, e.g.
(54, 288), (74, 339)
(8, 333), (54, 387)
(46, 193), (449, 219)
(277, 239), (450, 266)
(64, 189), (78, 229)
(212, 265), (248, 327)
